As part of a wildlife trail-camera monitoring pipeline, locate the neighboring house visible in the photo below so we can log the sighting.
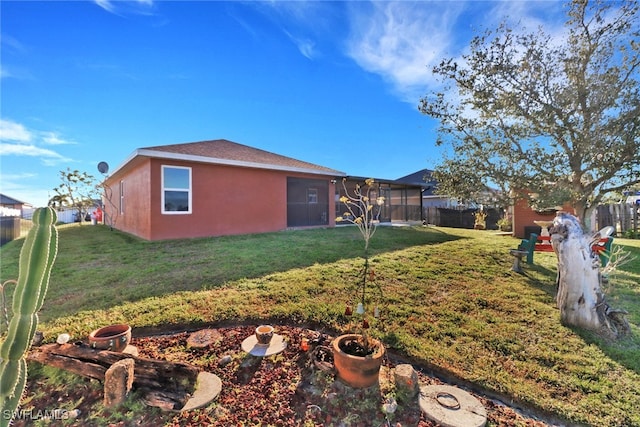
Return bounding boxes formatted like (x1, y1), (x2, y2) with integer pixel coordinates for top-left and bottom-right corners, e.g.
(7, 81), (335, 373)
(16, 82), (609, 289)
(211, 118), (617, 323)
(0, 194), (33, 217)
(396, 169), (507, 229)
(0, 194), (34, 246)
(510, 193), (584, 238)
(335, 176), (424, 225)
(394, 169), (454, 208)
(625, 191), (640, 206)
(396, 169), (490, 209)
(512, 199), (557, 239)
(102, 139), (346, 241)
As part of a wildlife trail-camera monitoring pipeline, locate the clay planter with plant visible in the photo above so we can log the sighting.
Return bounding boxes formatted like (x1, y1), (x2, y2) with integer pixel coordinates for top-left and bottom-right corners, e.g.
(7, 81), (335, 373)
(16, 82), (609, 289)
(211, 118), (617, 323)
(333, 178), (386, 389)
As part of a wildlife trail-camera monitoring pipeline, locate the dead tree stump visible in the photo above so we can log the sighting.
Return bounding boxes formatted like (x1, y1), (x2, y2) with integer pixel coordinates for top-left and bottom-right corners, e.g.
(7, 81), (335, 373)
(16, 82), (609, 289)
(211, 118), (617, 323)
(551, 213), (630, 339)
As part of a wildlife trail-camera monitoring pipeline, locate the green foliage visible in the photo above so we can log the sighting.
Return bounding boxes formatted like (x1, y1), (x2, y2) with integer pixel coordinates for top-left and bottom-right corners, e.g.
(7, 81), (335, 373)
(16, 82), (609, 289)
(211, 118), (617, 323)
(335, 178), (385, 251)
(624, 228), (639, 239)
(420, 0), (640, 220)
(336, 178), (388, 353)
(0, 208), (58, 427)
(49, 168), (99, 224)
(28, 364), (85, 389)
(496, 217), (512, 232)
(84, 390), (155, 426)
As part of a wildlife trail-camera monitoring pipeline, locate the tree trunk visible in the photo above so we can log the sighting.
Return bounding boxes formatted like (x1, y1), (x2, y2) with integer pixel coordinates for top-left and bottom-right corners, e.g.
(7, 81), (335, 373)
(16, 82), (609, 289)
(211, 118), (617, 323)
(582, 204), (597, 234)
(572, 199), (595, 234)
(550, 213), (629, 339)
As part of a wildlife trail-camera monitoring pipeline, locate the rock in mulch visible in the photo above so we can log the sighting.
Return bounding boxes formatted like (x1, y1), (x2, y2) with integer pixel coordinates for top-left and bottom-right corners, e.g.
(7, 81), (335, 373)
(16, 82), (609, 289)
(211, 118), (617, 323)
(186, 329), (223, 348)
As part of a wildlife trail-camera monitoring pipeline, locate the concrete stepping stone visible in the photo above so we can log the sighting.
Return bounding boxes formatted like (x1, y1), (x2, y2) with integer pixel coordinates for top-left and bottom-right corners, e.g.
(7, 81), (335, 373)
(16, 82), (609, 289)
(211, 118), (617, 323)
(419, 384), (487, 427)
(180, 372), (222, 411)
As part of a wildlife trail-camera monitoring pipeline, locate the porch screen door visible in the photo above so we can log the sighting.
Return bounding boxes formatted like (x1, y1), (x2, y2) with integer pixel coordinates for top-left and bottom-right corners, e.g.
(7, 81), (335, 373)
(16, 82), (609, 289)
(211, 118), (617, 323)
(286, 177), (329, 227)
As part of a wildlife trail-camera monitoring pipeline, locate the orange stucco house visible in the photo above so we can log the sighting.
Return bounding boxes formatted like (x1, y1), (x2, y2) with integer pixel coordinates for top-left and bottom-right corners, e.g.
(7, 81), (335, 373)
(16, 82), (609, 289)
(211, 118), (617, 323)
(102, 139), (345, 241)
(512, 198), (578, 239)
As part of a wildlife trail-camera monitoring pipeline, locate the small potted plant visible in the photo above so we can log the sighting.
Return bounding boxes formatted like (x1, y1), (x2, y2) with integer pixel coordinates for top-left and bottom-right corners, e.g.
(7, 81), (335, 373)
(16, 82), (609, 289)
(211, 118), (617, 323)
(333, 178), (386, 388)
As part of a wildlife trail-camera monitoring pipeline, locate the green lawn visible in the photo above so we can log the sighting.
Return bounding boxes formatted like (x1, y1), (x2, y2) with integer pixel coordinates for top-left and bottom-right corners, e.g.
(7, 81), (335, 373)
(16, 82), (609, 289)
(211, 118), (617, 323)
(1, 224), (639, 426)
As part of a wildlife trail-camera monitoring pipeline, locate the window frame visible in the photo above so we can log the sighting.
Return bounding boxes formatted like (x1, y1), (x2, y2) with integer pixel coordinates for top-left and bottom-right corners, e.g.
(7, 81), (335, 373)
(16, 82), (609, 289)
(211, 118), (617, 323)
(119, 180), (125, 215)
(307, 188), (318, 204)
(161, 165), (192, 214)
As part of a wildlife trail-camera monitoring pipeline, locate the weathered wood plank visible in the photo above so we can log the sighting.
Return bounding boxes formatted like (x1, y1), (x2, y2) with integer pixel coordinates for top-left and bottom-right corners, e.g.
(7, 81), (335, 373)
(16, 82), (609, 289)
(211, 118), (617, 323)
(28, 350), (106, 380)
(27, 343), (199, 410)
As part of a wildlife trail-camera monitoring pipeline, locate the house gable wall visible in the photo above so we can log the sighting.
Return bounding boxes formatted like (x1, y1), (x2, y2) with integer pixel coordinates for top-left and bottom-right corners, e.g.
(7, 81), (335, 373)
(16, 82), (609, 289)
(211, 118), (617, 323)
(149, 159), (286, 240)
(104, 158), (152, 240)
(512, 198), (576, 238)
(155, 159), (339, 240)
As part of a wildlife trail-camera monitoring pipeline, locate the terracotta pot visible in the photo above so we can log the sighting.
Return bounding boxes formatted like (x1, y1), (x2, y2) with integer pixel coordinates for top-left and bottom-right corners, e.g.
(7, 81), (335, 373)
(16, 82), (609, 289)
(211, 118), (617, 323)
(255, 325), (274, 345)
(331, 334), (385, 388)
(88, 324), (131, 352)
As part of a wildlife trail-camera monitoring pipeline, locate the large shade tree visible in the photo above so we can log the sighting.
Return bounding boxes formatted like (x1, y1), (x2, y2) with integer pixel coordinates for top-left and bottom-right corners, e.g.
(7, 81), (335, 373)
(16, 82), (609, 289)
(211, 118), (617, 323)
(49, 168), (99, 225)
(419, 0), (640, 231)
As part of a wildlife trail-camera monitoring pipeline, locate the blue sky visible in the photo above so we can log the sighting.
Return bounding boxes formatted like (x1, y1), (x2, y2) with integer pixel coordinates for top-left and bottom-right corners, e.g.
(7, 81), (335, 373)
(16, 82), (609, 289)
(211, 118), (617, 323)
(1, 1), (566, 207)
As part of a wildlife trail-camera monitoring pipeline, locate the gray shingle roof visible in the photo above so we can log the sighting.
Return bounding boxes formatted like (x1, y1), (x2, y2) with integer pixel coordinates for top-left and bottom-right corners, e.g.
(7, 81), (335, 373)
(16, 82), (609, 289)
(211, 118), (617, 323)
(0, 194), (26, 205)
(396, 169), (438, 196)
(139, 139), (344, 176)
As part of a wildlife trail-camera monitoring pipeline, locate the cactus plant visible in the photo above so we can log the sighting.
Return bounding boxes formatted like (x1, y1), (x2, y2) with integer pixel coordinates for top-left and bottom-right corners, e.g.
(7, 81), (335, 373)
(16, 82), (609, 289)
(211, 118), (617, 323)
(0, 207), (58, 426)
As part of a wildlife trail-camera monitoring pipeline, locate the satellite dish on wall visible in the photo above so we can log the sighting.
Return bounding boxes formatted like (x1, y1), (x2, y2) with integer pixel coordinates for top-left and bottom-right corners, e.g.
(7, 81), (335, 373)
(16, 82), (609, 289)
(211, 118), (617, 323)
(97, 161), (109, 174)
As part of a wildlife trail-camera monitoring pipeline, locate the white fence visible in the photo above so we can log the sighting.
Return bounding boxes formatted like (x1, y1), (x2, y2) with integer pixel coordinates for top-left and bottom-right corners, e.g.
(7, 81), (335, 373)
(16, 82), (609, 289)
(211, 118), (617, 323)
(597, 203), (639, 236)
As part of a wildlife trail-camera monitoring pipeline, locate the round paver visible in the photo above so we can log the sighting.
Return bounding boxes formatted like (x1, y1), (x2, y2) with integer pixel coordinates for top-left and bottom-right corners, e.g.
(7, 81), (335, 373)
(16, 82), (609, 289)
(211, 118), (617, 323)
(187, 329), (223, 348)
(419, 384), (487, 427)
(241, 333), (287, 357)
(181, 371), (222, 411)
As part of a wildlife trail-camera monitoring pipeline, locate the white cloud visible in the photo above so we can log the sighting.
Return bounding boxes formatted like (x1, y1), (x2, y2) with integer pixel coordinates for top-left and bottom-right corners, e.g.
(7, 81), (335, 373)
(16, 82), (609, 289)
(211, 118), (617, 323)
(95, 0), (116, 13)
(0, 119), (73, 164)
(1, 172), (37, 181)
(491, 1), (565, 31)
(0, 65), (12, 79)
(0, 142), (66, 160)
(0, 172), (38, 194)
(345, 2), (466, 103)
(0, 173), (51, 208)
(283, 30), (316, 60)
(40, 131), (76, 146)
(343, 1), (569, 105)
(0, 118), (32, 142)
(253, 1), (337, 60)
(95, 0), (155, 15)
(0, 64), (35, 81)
(0, 34), (27, 55)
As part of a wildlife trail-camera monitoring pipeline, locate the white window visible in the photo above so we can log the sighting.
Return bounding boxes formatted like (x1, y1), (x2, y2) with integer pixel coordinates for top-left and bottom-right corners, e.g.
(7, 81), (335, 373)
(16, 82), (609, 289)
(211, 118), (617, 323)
(162, 165), (191, 214)
(308, 188), (318, 204)
(119, 180), (125, 214)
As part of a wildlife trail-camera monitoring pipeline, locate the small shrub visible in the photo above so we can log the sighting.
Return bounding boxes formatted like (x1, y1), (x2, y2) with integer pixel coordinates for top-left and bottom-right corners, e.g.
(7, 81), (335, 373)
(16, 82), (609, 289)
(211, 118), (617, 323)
(497, 217), (512, 232)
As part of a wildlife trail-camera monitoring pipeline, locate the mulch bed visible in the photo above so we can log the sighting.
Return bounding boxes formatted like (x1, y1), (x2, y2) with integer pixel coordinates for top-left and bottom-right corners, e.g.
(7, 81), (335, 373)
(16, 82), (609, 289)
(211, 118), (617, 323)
(17, 324), (556, 426)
